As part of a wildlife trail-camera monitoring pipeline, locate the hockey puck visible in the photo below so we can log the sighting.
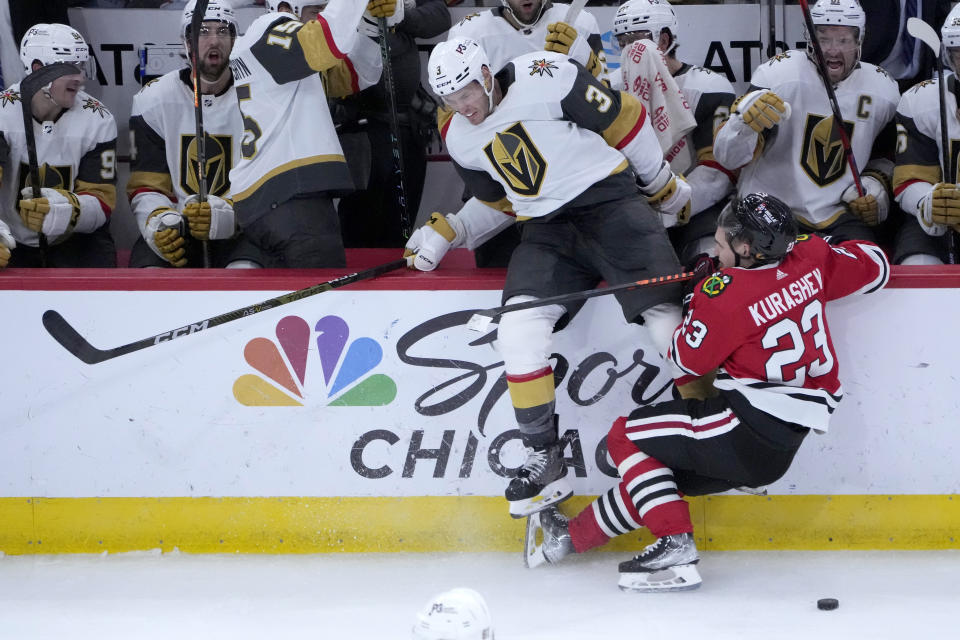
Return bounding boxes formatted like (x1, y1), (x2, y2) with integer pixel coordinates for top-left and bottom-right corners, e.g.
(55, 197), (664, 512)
(817, 598), (839, 611)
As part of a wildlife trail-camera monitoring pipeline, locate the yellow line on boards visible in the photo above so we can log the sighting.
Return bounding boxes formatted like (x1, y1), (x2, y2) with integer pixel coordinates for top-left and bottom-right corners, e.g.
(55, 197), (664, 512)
(0, 495), (956, 555)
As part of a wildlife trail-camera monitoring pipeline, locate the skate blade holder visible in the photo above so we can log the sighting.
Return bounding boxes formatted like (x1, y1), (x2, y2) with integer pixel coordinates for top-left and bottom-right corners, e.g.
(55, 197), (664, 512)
(523, 511), (547, 569)
(618, 564), (702, 592)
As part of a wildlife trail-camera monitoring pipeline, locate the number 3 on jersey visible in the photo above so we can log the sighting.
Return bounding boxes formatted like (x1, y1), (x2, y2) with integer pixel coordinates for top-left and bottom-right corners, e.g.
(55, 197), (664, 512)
(236, 83), (262, 160)
(762, 299), (834, 384)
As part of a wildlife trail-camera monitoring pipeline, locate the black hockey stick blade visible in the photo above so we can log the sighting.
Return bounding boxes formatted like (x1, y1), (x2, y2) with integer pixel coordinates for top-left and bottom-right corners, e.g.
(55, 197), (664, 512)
(43, 310), (114, 365)
(43, 258), (411, 365)
(20, 62), (83, 103)
(466, 271), (694, 332)
(20, 62), (82, 265)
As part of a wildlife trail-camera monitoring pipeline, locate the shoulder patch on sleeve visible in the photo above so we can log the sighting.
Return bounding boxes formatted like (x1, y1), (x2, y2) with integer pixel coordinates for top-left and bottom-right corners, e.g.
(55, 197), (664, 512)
(701, 272), (732, 297)
(0, 88), (22, 107)
(81, 97), (110, 118)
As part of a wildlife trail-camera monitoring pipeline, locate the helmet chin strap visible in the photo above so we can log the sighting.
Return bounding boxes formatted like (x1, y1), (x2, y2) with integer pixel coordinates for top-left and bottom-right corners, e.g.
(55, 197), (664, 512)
(503, 1), (550, 28)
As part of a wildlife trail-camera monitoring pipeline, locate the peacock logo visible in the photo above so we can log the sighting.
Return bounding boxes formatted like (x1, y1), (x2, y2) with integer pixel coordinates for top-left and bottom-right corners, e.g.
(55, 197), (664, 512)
(232, 315), (397, 407)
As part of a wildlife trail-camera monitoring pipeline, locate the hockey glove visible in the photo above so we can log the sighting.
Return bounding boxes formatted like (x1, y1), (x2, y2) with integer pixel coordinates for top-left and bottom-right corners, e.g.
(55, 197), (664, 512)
(544, 22), (601, 76)
(841, 174), (890, 226)
(732, 89), (790, 133)
(919, 182), (960, 230)
(681, 253), (718, 315)
(639, 161), (692, 228)
(403, 212), (464, 271)
(0, 219), (13, 269)
(18, 187), (81, 241)
(182, 194), (236, 241)
(362, 0), (404, 34)
(146, 208), (188, 267)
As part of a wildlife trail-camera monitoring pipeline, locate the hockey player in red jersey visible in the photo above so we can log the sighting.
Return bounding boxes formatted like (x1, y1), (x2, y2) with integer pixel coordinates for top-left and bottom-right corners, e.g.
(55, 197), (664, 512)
(524, 192), (890, 592)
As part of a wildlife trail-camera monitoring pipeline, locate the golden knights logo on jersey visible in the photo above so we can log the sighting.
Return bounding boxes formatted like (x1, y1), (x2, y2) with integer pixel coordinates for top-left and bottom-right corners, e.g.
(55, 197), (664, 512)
(179, 133), (233, 197)
(800, 114), (856, 187)
(16, 163), (73, 193)
(483, 123), (546, 197)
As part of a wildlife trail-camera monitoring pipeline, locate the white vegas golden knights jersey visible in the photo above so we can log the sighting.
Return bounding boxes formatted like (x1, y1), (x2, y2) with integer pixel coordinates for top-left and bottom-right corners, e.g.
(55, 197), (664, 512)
(893, 76), (960, 194)
(734, 50), (899, 229)
(0, 84), (117, 247)
(447, 3), (606, 76)
(228, 10), (381, 225)
(128, 68), (241, 232)
(442, 53), (653, 219)
(668, 65), (736, 177)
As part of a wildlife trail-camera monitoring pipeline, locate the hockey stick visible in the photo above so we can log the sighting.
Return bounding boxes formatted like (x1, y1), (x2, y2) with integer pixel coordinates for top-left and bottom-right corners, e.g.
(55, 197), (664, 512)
(797, 0), (864, 197)
(42, 257), (410, 365)
(19, 62), (82, 267)
(189, 0), (212, 267)
(907, 17), (959, 264)
(377, 16), (411, 239)
(564, 0), (589, 23)
(465, 271), (693, 332)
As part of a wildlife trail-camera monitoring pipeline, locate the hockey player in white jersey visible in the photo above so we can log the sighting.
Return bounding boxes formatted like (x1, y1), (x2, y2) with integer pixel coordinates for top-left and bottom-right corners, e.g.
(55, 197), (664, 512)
(406, 37), (692, 518)
(890, 4), (960, 265)
(713, 0), (900, 244)
(0, 23), (117, 268)
(227, 0), (393, 268)
(613, 0), (737, 264)
(128, 0), (264, 269)
(447, 1), (610, 267)
(448, 1), (608, 82)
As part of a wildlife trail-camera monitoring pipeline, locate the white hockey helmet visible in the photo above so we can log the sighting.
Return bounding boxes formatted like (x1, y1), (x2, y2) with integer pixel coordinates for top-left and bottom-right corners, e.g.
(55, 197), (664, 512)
(500, 0), (550, 28)
(428, 37), (492, 98)
(612, 0), (679, 53)
(808, 0), (866, 44)
(264, 0), (306, 15)
(411, 588), (494, 640)
(19, 23), (89, 74)
(181, 0), (238, 43)
(941, 4), (960, 74)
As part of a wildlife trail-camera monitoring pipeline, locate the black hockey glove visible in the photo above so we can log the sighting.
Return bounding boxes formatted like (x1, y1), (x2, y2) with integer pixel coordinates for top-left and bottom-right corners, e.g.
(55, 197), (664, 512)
(681, 253), (718, 315)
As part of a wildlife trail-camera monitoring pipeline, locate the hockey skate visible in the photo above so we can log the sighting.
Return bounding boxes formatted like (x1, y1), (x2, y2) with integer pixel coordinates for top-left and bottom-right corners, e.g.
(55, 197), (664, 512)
(618, 533), (702, 592)
(505, 439), (572, 518)
(524, 506), (575, 568)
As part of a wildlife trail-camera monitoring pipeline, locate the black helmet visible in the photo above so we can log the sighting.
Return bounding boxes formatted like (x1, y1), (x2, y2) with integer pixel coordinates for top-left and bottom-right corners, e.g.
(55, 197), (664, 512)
(718, 192), (798, 265)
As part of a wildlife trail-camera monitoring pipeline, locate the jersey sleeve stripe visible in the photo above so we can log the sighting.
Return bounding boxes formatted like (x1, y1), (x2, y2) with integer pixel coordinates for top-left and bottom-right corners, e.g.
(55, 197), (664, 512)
(850, 243), (891, 295)
(127, 171), (174, 203)
(75, 180), (117, 215)
(893, 165), (939, 194)
(604, 93), (646, 150)
(298, 16), (346, 74)
(699, 158), (737, 184)
(438, 106), (454, 141)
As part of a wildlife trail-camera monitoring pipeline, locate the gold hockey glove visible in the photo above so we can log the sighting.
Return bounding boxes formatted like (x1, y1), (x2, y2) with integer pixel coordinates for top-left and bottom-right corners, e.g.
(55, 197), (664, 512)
(732, 90), (789, 133)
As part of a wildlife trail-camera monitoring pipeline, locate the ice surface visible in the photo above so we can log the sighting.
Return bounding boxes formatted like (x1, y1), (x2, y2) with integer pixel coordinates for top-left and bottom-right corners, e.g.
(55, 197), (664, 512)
(0, 550), (955, 639)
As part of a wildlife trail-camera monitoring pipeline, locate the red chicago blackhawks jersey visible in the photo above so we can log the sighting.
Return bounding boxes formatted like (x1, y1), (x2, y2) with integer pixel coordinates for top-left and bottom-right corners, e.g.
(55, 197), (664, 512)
(669, 234), (889, 432)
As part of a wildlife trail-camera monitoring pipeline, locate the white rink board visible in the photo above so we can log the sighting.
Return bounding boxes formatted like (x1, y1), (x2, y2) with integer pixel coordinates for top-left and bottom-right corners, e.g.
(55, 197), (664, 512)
(1, 286), (957, 498)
